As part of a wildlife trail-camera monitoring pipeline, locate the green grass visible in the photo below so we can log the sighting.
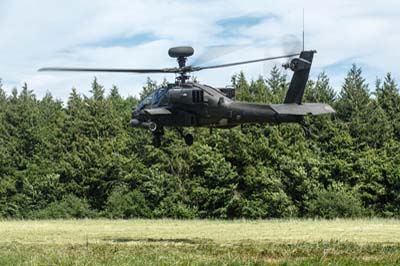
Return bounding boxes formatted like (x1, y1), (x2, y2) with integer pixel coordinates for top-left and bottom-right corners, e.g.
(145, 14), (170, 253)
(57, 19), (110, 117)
(0, 219), (399, 265)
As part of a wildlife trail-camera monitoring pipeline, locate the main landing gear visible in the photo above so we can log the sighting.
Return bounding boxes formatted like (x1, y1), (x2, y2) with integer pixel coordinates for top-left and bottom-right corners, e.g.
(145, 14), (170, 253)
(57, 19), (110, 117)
(150, 124), (194, 147)
(176, 128), (194, 146)
(151, 126), (164, 148)
(184, 134), (194, 146)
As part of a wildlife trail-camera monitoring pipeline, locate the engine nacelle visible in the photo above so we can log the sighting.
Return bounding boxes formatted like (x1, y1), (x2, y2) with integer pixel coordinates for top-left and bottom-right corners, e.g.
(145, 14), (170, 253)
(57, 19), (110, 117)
(168, 89), (204, 105)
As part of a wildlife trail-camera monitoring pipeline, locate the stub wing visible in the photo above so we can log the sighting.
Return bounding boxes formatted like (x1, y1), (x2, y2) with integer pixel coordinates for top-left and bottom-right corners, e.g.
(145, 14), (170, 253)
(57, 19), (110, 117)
(144, 107), (172, 115)
(270, 103), (335, 116)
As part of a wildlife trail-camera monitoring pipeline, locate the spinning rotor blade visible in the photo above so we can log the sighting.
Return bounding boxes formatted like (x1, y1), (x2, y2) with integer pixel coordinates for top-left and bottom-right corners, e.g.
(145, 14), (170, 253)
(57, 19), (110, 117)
(38, 52), (301, 74)
(194, 53), (300, 71)
(282, 35), (302, 55)
(281, 35), (303, 66)
(38, 67), (178, 74)
(191, 45), (247, 66)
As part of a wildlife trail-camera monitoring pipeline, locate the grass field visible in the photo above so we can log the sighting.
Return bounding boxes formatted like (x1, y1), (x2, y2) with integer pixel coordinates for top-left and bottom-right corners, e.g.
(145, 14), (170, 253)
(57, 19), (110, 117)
(0, 219), (399, 265)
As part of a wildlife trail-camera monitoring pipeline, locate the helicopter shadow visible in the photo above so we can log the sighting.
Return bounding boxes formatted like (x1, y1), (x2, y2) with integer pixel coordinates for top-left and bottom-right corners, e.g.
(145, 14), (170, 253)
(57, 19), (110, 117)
(103, 237), (212, 245)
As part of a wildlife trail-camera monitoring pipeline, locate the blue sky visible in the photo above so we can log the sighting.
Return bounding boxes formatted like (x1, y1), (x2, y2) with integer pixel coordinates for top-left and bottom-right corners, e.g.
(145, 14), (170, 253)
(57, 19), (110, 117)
(0, 0), (399, 100)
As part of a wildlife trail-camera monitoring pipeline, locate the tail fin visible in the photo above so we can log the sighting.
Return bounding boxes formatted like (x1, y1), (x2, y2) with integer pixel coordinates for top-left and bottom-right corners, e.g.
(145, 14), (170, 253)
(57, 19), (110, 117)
(284, 50), (315, 104)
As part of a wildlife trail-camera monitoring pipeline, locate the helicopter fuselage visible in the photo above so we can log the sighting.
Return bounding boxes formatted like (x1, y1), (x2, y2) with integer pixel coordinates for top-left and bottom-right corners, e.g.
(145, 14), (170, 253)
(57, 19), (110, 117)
(130, 82), (305, 132)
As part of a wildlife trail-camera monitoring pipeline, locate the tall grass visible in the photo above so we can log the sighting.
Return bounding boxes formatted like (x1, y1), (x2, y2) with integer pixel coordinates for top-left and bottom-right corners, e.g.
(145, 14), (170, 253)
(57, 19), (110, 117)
(0, 219), (399, 265)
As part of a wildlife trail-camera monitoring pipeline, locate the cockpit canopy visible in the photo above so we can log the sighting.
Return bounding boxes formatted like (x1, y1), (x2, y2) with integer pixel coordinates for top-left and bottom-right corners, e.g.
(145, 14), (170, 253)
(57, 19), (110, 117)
(136, 87), (168, 112)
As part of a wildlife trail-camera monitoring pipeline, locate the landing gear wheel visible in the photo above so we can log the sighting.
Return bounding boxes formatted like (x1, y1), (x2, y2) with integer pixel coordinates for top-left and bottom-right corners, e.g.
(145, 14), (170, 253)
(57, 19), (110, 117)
(184, 134), (194, 146)
(149, 122), (157, 132)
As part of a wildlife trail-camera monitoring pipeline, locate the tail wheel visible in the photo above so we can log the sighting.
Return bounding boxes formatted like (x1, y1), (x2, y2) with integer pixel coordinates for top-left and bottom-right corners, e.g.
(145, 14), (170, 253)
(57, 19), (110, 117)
(184, 134), (194, 146)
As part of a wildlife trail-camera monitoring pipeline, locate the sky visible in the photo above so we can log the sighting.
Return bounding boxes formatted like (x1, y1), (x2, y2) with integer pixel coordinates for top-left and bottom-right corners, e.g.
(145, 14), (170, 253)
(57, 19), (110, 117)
(0, 0), (399, 100)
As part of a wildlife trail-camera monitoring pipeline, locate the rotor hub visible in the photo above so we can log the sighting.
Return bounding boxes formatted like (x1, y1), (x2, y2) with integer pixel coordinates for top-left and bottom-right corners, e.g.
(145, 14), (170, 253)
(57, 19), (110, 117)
(177, 57), (187, 68)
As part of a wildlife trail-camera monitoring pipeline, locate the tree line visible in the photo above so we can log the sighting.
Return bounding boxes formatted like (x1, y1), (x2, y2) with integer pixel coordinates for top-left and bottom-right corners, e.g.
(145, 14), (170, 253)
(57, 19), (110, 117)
(0, 65), (399, 219)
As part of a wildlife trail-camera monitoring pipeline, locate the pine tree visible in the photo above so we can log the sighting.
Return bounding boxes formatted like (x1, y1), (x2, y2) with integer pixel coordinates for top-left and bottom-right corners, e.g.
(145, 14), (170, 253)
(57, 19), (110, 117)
(336, 65), (372, 147)
(336, 65), (370, 121)
(375, 73), (400, 139)
(375, 73), (400, 115)
(266, 66), (287, 103)
(90, 77), (105, 101)
(249, 76), (272, 103)
(108, 85), (129, 119)
(232, 71), (251, 101)
(304, 72), (336, 104)
(9, 84), (40, 165)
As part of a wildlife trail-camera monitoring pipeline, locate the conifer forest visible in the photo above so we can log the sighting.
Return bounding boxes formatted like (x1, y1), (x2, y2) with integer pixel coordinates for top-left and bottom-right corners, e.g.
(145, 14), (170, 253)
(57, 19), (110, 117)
(1, 65), (400, 219)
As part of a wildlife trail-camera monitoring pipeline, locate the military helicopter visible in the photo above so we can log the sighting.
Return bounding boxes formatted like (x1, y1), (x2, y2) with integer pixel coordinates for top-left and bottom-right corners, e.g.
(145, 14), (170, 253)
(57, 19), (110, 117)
(39, 46), (335, 147)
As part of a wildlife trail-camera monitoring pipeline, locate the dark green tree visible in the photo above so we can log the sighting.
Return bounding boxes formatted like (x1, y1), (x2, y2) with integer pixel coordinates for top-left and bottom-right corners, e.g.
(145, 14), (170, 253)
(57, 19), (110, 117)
(266, 66), (288, 103)
(232, 71), (251, 101)
(375, 73), (400, 139)
(304, 72), (336, 104)
(336, 65), (373, 147)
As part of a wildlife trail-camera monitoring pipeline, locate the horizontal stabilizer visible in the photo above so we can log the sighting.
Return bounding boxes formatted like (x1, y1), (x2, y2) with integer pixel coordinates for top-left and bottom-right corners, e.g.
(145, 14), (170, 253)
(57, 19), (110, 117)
(144, 108), (172, 115)
(271, 103), (335, 116)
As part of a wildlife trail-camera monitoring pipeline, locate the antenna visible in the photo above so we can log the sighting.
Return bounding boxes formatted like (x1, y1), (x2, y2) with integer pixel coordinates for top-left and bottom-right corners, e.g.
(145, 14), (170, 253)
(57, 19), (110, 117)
(302, 8), (305, 51)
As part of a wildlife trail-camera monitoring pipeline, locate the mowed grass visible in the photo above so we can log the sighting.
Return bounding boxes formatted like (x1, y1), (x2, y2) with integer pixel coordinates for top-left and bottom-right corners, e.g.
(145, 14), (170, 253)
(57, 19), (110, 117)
(0, 219), (399, 265)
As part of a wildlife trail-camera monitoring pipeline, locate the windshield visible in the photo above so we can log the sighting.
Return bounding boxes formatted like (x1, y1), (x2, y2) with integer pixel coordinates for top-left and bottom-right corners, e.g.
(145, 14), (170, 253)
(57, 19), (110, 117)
(152, 87), (167, 105)
(136, 87), (168, 111)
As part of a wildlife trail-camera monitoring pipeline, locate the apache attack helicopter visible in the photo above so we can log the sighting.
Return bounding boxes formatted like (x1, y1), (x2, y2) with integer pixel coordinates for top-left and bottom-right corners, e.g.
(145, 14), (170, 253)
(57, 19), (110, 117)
(39, 46), (335, 147)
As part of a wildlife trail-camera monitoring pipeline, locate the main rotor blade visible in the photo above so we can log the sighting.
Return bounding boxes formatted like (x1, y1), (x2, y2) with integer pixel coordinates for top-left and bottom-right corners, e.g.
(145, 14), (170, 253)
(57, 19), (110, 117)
(191, 45), (247, 66)
(38, 53), (301, 74)
(282, 35), (302, 56)
(194, 53), (300, 71)
(38, 67), (178, 74)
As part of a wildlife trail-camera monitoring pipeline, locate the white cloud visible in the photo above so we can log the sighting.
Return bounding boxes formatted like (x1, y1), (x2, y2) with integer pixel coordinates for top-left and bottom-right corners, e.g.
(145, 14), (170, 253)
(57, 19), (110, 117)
(0, 0), (399, 100)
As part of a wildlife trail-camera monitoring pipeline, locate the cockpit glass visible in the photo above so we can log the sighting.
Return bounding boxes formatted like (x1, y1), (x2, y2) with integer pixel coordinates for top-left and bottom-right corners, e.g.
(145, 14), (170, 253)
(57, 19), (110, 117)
(152, 88), (167, 105)
(136, 87), (168, 111)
